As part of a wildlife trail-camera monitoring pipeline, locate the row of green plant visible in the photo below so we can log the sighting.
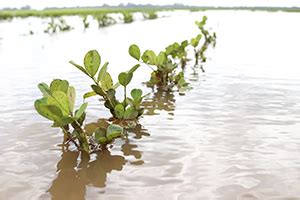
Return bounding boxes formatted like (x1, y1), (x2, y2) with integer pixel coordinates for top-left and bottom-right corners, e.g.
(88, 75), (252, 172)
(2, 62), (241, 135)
(40, 12), (158, 34)
(128, 16), (216, 89)
(35, 16), (216, 154)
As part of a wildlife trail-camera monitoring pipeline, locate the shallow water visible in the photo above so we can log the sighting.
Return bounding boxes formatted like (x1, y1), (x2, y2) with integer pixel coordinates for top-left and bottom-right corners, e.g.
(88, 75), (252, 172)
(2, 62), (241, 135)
(1, 10), (300, 200)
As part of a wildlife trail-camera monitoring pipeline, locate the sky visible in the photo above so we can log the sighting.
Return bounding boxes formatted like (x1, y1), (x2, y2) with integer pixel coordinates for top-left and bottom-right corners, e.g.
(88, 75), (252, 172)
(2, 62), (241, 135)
(1, 0), (300, 9)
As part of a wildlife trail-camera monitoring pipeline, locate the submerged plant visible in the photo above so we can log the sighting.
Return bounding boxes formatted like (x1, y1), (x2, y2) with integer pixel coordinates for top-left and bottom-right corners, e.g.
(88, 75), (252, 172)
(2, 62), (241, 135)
(94, 14), (116, 28)
(142, 12), (158, 20)
(165, 40), (189, 68)
(44, 17), (72, 33)
(121, 12), (134, 23)
(81, 15), (90, 29)
(193, 16), (217, 65)
(129, 44), (189, 90)
(69, 50), (146, 121)
(34, 79), (123, 153)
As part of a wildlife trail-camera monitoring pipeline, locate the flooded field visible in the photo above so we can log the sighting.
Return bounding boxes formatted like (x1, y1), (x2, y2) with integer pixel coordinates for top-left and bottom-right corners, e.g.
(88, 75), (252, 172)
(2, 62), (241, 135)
(1, 10), (300, 199)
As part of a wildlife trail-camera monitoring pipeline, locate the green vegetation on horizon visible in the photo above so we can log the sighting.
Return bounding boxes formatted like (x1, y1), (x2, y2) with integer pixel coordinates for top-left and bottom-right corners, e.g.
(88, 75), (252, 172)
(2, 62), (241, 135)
(0, 7), (169, 19)
(1, 6), (300, 20)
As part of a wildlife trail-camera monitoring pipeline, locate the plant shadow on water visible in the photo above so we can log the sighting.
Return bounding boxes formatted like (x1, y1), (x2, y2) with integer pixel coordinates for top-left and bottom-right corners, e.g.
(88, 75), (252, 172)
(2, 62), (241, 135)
(47, 119), (149, 200)
(141, 87), (176, 116)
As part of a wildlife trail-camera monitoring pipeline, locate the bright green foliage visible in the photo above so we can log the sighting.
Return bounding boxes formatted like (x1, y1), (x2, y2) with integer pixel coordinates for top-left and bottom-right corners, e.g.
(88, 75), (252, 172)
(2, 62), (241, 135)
(129, 44), (185, 88)
(165, 40), (189, 68)
(93, 124), (123, 145)
(118, 72), (133, 87)
(142, 11), (158, 20)
(34, 79), (128, 153)
(122, 12), (134, 23)
(94, 14), (116, 27)
(34, 79), (89, 152)
(194, 16), (217, 65)
(70, 50), (145, 120)
(84, 50), (101, 77)
(44, 17), (72, 34)
(129, 44), (141, 61)
(81, 15), (90, 29)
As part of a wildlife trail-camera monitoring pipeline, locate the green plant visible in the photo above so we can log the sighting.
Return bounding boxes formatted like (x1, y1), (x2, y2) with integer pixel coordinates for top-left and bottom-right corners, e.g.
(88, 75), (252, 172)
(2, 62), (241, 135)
(58, 18), (72, 31)
(121, 12), (134, 23)
(44, 17), (72, 33)
(193, 16), (217, 64)
(129, 44), (189, 90)
(44, 18), (58, 33)
(94, 14), (116, 27)
(142, 11), (158, 20)
(69, 50), (146, 121)
(165, 40), (189, 68)
(34, 79), (123, 153)
(190, 34), (203, 65)
(81, 15), (90, 29)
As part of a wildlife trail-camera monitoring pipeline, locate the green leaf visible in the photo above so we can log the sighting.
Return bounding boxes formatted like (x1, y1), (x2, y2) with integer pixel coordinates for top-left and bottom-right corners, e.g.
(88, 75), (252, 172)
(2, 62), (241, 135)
(100, 72), (113, 92)
(128, 64), (140, 73)
(52, 116), (74, 127)
(75, 102), (88, 120)
(141, 50), (156, 65)
(47, 91), (69, 116)
(38, 83), (51, 97)
(106, 124), (123, 141)
(156, 52), (167, 66)
(69, 61), (90, 77)
(94, 127), (107, 144)
(118, 72), (133, 87)
(35, 99), (63, 121)
(124, 106), (138, 119)
(91, 84), (105, 96)
(67, 86), (75, 112)
(181, 40), (188, 48)
(84, 50), (101, 77)
(129, 44), (141, 60)
(76, 111), (86, 126)
(114, 104), (124, 119)
(131, 89), (142, 100)
(83, 91), (97, 99)
(50, 79), (69, 94)
(97, 62), (109, 82)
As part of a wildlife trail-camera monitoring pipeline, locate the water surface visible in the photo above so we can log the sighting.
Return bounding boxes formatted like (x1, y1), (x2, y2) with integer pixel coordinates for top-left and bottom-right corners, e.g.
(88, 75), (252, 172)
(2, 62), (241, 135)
(0, 10), (300, 200)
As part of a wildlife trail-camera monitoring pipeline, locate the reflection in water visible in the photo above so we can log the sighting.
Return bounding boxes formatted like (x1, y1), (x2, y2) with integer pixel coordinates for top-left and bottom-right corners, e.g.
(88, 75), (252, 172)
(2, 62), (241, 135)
(48, 150), (126, 200)
(142, 88), (176, 116)
(48, 120), (150, 199)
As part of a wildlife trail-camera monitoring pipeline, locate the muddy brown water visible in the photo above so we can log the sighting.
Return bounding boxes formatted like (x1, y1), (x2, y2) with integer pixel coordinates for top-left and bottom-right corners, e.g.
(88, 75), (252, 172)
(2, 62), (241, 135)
(1, 11), (300, 199)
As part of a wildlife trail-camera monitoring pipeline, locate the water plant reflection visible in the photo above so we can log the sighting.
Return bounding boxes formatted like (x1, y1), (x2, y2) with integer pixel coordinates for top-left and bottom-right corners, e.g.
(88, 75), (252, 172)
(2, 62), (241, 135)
(48, 150), (125, 200)
(142, 88), (176, 116)
(48, 121), (149, 199)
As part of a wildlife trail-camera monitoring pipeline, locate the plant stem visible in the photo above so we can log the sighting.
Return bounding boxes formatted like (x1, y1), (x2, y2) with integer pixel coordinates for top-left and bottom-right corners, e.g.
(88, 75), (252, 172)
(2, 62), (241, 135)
(71, 121), (90, 153)
(124, 86), (127, 109)
(62, 127), (80, 149)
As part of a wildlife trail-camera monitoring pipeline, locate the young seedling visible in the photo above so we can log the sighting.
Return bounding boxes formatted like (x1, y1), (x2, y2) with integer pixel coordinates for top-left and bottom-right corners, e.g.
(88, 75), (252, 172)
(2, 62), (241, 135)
(165, 40), (189, 69)
(121, 12), (134, 23)
(69, 50), (146, 121)
(190, 34), (202, 66)
(34, 79), (124, 153)
(81, 15), (90, 29)
(44, 17), (72, 34)
(94, 14), (116, 28)
(34, 79), (89, 152)
(129, 44), (189, 90)
(142, 12), (158, 20)
(193, 16), (217, 66)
